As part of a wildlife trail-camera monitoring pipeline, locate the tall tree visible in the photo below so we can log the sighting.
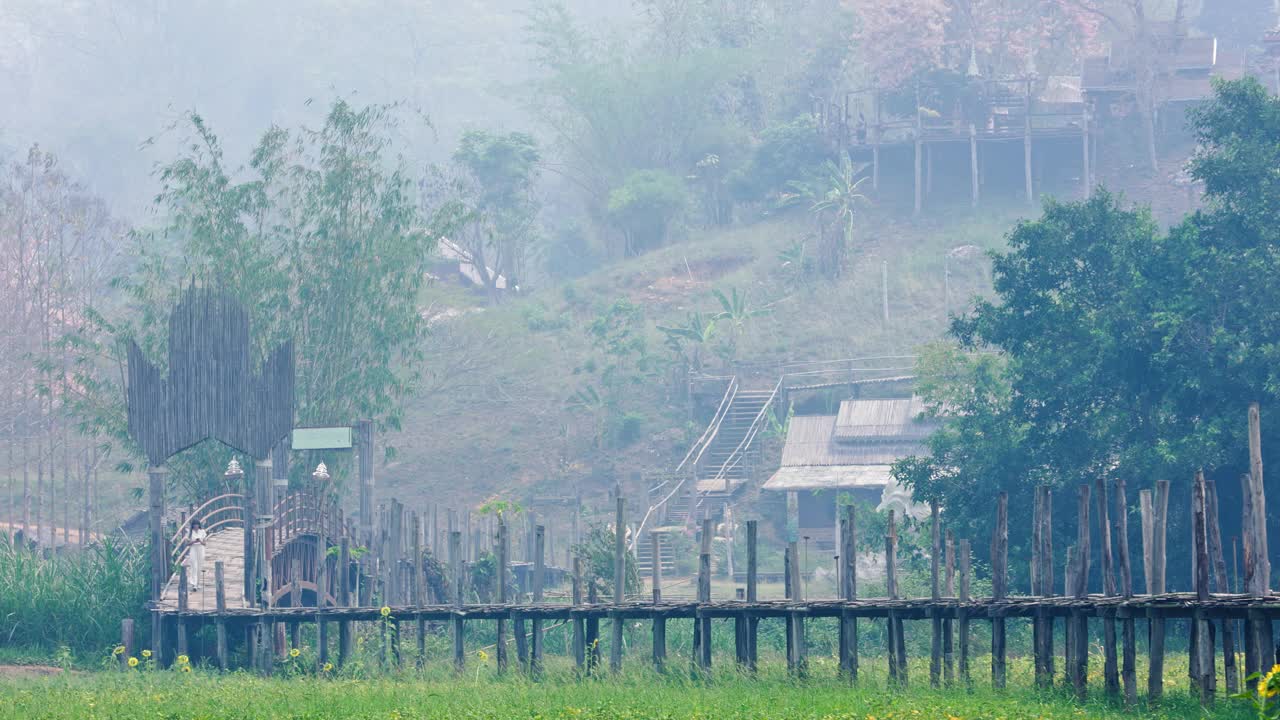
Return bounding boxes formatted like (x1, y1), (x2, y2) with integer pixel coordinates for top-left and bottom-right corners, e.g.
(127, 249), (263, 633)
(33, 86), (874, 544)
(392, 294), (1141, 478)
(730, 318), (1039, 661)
(76, 101), (462, 499)
(897, 79), (1280, 584)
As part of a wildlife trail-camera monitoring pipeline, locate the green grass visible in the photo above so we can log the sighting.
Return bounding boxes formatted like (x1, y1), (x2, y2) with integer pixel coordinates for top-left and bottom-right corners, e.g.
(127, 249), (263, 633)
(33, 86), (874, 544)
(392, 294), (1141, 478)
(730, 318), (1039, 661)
(0, 661), (1250, 720)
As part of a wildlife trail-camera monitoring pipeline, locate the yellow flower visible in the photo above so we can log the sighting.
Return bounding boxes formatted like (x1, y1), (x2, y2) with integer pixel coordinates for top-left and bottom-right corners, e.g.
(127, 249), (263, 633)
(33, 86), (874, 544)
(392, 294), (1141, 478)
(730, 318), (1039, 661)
(127, 657), (139, 668)
(112, 646), (125, 656)
(323, 662), (334, 672)
(176, 654), (189, 665)
(141, 649), (152, 658)
(289, 648), (301, 658)
(476, 649), (489, 662)
(181, 665), (191, 673)
(380, 606), (391, 617)
(1260, 664), (1280, 698)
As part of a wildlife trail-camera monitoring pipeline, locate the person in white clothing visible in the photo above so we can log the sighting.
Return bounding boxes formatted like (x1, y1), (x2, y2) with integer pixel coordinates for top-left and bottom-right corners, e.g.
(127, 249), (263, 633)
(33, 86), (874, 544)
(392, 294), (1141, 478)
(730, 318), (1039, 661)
(187, 520), (207, 591)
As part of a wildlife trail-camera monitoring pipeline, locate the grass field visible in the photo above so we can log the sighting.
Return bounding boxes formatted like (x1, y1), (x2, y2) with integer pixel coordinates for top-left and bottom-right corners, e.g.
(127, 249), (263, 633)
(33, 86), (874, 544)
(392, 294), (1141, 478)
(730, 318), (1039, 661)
(0, 663), (1254, 720)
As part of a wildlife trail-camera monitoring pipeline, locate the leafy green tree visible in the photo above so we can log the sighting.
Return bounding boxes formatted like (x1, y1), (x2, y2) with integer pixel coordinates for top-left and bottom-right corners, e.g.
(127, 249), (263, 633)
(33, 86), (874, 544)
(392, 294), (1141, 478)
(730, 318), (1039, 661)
(74, 101), (462, 499)
(895, 79), (1280, 588)
(729, 116), (830, 205)
(606, 170), (688, 256)
(568, 299), (662, 449)
(451, 129), (541, 297)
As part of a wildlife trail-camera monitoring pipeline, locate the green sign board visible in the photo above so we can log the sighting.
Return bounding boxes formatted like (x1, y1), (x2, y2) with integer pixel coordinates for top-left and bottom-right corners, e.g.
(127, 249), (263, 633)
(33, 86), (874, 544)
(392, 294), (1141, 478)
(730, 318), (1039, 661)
(291, 426), (353, 450)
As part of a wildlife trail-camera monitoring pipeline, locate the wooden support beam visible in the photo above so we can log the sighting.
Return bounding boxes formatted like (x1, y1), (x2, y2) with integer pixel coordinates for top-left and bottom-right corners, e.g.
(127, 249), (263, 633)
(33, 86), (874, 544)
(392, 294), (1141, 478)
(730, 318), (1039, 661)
(572, 556), (586, 672)
(177, 566), (189, 662)
(119, 619), (134, 671)
(930, 501), (942, 688)
(944, 529), (954, 686)
(1193, 472), (1214, 707)
(1114, 480), (1137, 706)
(496, 515), (509, 674)
(338, 536), (351, 667)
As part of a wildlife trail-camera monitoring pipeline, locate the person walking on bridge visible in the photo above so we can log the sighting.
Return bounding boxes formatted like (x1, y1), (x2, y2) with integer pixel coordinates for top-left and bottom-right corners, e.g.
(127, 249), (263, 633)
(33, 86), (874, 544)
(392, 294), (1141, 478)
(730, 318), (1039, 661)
(187, 520), (208, 591)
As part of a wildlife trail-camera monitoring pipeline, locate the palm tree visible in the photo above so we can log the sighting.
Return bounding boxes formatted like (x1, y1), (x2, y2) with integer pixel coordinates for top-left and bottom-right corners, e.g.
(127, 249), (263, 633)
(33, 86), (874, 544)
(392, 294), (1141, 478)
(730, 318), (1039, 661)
(785, 156), (870, 278)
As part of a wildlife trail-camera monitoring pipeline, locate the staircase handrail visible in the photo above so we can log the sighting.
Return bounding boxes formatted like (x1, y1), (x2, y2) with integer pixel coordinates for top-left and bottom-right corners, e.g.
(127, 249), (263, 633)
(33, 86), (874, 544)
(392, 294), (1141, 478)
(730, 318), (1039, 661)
(698, 377), (784, 506)
(632, 376), (738, 550)
(169, 493), (246, 566)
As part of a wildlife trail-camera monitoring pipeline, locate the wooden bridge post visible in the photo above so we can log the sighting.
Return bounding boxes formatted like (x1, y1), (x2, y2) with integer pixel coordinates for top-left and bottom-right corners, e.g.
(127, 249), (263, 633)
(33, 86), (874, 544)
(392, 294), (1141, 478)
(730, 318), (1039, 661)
(215, 562), (228, 670)
(1206, 481), (1238, 693)
(531, 524), (545, 678)
(338, 536), (352, 667)
(177, 566), (189, 662)
(1145, 480), (1170, 704)
(572, 556), (586, 673)
(1072, 484), (1090, 701)
(1114, 480), (1138, 706)
(119, 618), (134, 671)
(696, 518), (713, 673)
(886, 510), (903, 686)
(930, 502), (942, 689)
(958, 539), (971, 689)
(991, 493), (1008, 691)
(1032, 487), (1044, 686)
(944, 529), (954, 686)
(496, 514), (509, 674)
(746, 519), (759, 673)
(450, 530), (464, 674)
(1096, 478), (1118, 699)
(355, 420), (374, 550)
(1247, 404), (1272, 677)
(610, 490), (625, 674)
(586, 582), (601, 673)
(413, 513), (424, 669)
(839, 504), (857, 682)
(787, 540), (806, 677)
(1193, 472), (1215, 707)
(289, 558), (301, 651)
(316, 547), (329, 672)
(148, 465), (167, 667)
(651, 529), (667, 673)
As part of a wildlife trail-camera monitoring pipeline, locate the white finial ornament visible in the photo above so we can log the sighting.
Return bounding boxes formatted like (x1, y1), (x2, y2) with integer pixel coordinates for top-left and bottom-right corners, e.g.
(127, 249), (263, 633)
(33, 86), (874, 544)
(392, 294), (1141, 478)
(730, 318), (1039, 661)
(313, 462), (330, 481)
(225, 457), (243, 477)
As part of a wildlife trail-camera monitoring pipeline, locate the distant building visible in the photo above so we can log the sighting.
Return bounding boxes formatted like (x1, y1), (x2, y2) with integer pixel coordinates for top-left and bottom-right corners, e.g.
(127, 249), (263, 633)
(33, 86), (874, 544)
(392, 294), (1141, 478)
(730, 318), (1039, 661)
(762, 397), (936, 549)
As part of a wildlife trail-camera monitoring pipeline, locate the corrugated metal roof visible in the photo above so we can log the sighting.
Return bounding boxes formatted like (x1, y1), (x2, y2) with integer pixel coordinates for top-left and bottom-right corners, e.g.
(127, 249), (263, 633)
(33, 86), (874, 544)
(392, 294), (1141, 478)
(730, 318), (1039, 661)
(832, 397), (935, 442)
(762, 465), (894, 491)
(779, 414), (931, 467)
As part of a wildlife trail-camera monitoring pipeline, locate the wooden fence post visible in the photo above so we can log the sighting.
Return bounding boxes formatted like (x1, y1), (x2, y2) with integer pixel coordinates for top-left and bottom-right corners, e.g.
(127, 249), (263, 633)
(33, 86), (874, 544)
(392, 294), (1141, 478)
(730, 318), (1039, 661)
(930, 501), (942, 689)
(1193, 472), (1215, 707)
(944, 529), (955, 686)
(119, 618), (134, 671)
(215, 562), (228, 670)
(532, 524), (545, 678)
(991, 493), (1008, 691)
(958, 539), (971, 689)
(747, 519), (759, 673)
(177, 566), (189, 662)
(496, 514), (509, 674)
(839, 504), (858, 682)
(696, 518), (713, 673)
(1096, 477), (1118, 699)
(572, 556), (586, 672)
(1114, 480), (1137, 707)
(451, 530), (464, 674)
(1206, 480), (1238, 693)
(610, 490), (625, 674)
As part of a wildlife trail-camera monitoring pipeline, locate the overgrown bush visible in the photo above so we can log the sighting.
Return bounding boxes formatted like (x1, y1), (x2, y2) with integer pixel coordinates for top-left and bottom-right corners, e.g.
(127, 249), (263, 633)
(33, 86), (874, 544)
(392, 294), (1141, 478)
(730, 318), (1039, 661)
(729, 117), (829, 206)
(0, 534), (149, 654)
(606, 170), (687, 255)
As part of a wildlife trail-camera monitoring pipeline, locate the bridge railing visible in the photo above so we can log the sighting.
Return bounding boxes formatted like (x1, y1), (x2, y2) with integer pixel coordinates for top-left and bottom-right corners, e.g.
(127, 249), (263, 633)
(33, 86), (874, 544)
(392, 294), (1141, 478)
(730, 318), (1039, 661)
(169, 493), (246, 567)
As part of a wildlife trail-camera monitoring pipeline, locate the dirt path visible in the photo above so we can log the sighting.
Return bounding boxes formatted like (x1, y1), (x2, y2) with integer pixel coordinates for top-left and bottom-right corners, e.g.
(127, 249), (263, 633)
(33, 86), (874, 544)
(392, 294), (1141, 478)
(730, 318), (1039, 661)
(0, 664), (66, 679)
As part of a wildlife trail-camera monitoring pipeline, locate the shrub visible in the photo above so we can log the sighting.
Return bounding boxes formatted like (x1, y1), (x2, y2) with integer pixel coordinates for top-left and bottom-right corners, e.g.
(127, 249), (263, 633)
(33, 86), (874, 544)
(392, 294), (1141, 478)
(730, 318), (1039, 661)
(729, 116), (830, 205)
(606, 170), (688, 255)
